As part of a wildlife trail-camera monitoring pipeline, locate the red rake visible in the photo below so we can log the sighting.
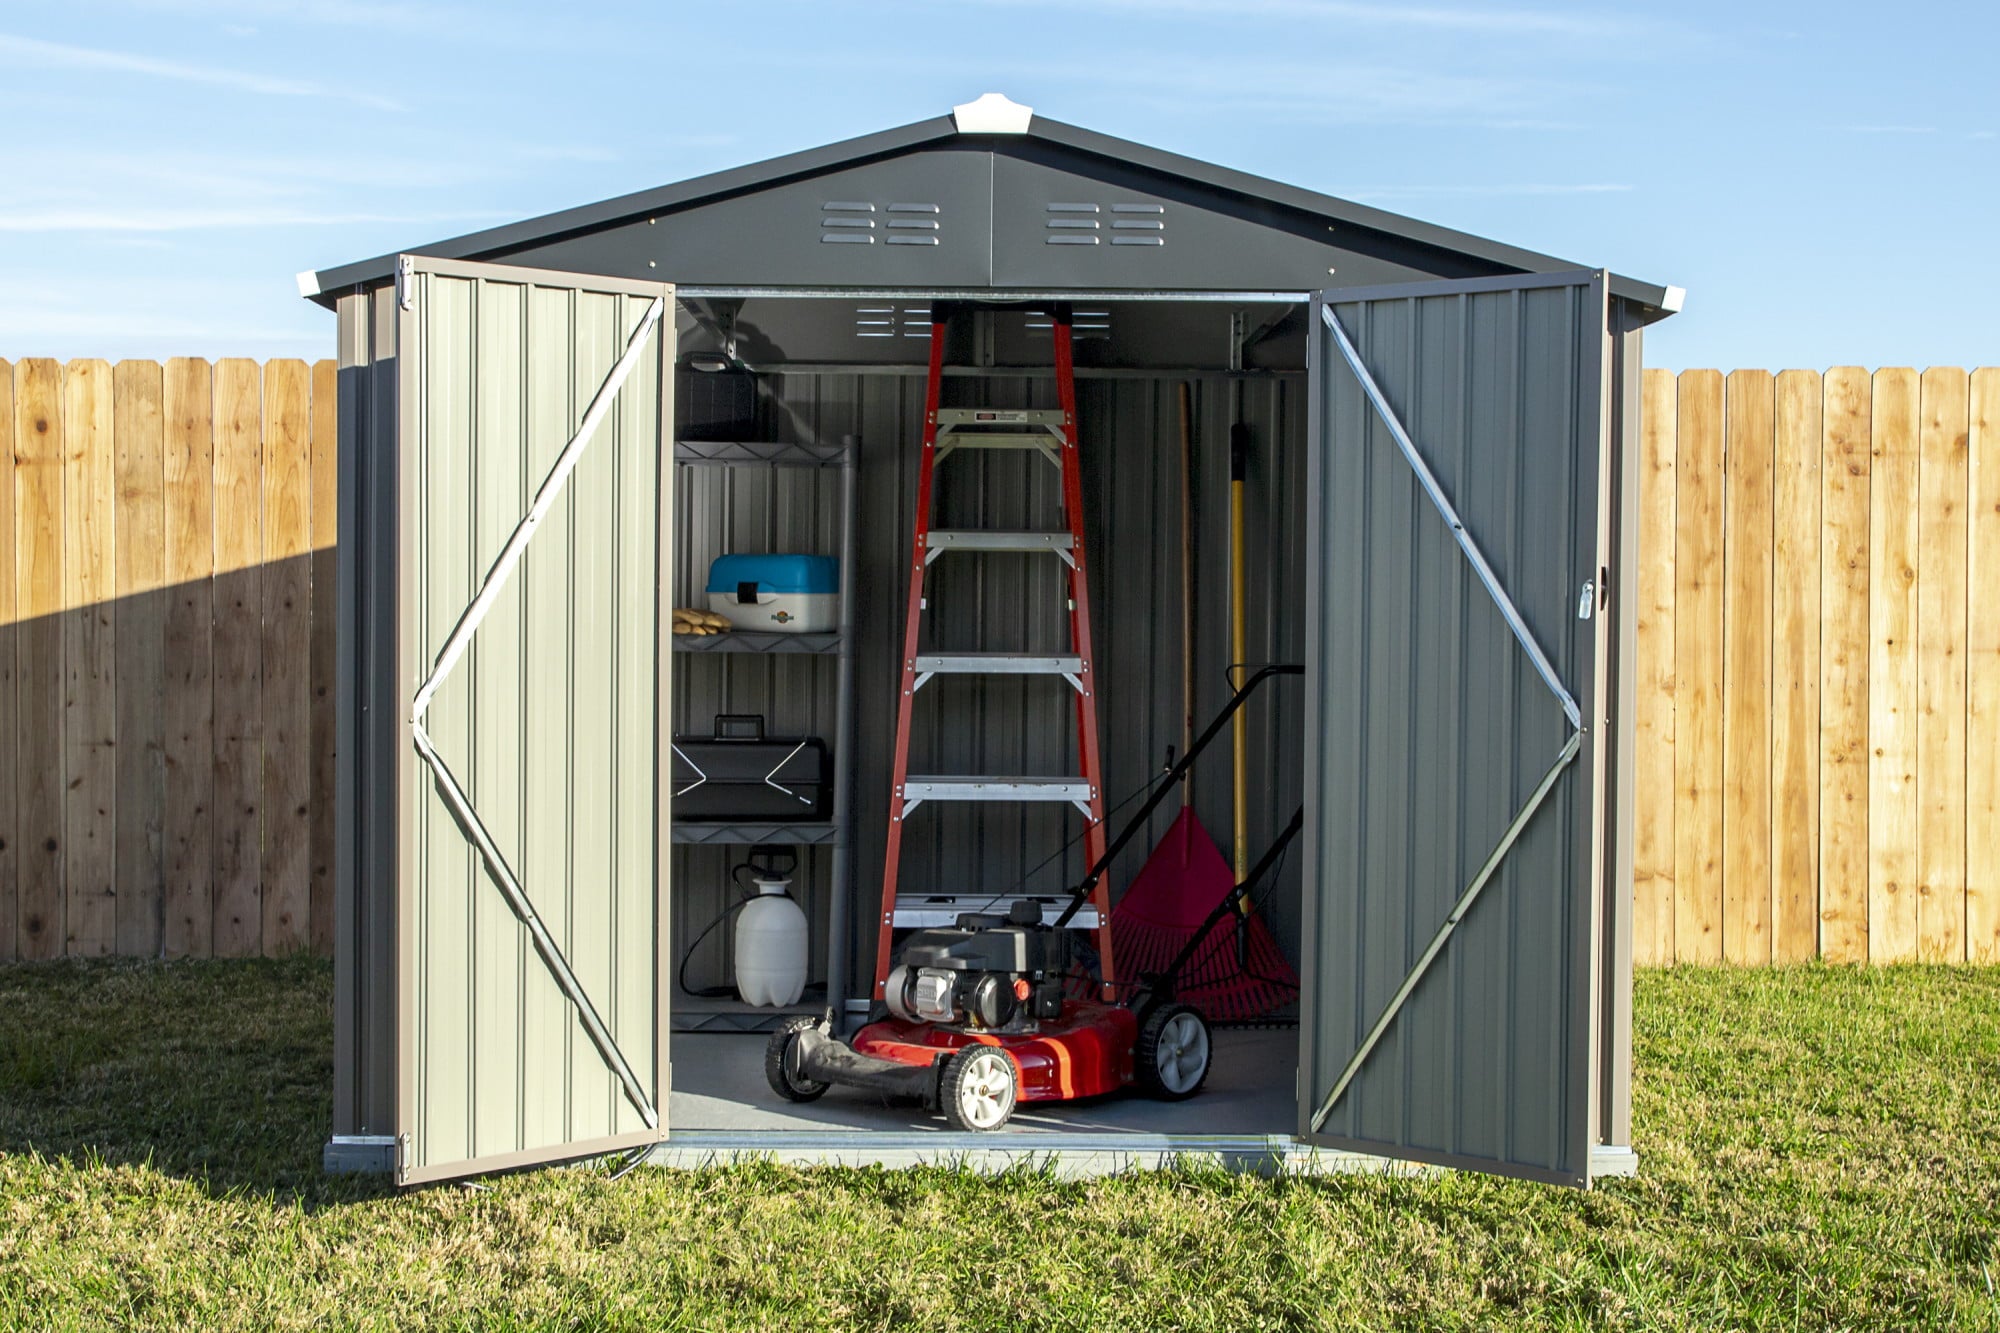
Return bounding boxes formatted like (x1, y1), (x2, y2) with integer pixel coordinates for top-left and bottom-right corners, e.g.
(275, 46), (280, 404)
(1111, 806), (1297, 1023)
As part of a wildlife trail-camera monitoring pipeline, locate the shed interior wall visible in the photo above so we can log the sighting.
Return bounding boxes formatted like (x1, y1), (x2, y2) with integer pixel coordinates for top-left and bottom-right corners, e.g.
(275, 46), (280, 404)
(667, 297), (1311, 1134)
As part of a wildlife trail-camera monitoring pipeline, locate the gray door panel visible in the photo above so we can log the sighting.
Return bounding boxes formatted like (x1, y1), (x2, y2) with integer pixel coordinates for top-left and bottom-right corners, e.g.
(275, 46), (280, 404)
(393, 257), (673, 1185)
(1299, 271), (1610, 1187)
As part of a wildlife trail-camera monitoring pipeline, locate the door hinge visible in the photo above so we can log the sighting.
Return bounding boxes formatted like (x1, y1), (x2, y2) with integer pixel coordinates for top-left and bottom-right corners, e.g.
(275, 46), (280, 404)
(396, 255), (416, 312)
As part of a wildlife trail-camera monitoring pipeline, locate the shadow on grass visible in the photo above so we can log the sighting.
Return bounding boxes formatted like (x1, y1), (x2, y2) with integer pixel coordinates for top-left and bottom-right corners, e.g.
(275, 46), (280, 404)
(0, 954), (391, 1205)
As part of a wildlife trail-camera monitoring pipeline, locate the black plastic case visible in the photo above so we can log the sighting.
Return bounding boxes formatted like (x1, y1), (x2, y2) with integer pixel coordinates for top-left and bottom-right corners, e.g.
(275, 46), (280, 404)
(670, 715), (831, 821)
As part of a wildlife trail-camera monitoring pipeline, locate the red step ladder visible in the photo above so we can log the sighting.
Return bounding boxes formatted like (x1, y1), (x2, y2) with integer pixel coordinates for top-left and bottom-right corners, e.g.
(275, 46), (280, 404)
(872, 305), (1115, 999)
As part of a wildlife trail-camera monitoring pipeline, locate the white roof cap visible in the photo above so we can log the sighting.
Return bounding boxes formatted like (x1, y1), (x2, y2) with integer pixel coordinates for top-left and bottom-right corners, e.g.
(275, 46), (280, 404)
(952, 93), (1033, 135)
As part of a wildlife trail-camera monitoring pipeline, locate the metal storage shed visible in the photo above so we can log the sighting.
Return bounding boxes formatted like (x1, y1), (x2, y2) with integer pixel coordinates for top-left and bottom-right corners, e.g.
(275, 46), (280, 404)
(304, 94), (1677, 1188)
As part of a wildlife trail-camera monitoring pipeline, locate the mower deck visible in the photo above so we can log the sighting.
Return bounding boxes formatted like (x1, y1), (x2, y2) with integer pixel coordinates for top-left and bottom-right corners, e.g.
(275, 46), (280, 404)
(853, 1001), (1139, 1102)
(676, 1026), (1298, 1134)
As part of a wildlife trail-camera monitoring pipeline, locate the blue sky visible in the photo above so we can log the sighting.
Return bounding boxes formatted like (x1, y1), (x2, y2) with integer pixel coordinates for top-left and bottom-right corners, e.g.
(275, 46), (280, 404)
(1, 0), (1993, 370)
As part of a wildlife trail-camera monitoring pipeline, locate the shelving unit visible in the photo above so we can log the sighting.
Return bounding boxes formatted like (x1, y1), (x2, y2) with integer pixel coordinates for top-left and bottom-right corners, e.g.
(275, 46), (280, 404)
(670, 434), (858, 1034)
(674, 987), (833, 1034)
(674, 630), (841, 655)
(671, 821), (840, 847)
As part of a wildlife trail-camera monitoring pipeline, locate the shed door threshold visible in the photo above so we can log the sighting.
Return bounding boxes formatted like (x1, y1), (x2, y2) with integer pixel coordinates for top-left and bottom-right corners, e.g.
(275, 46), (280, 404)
(647, 1130), (1640, 1179)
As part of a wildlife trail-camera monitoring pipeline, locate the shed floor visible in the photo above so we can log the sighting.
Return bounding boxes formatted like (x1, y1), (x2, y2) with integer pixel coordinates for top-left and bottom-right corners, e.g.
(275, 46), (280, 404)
(667, 1027), (1298, 1135)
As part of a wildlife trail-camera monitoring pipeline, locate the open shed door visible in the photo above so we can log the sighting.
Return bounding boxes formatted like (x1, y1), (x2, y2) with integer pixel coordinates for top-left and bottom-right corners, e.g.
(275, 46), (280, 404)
(1299, 271), (1613, 1187)
(391, 257), (673, 1185)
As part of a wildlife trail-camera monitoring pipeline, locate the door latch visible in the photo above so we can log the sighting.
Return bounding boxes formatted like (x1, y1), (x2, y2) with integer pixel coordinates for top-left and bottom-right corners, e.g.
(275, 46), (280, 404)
(1576, 578), (1595, 621)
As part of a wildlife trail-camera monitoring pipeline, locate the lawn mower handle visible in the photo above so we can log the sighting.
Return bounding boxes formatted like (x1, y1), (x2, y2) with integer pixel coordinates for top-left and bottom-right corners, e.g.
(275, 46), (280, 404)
(1052, 663), (1302, 930)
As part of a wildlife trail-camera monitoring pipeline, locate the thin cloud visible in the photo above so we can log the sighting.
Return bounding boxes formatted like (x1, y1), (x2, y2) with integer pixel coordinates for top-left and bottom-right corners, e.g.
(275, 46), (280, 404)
(764, 49), (1565, 127)
(1097, 63), (1564, 127)
(0, 207), (509, 232)
(957, 0), (1655, 38)
(1343, 183), (1634, 200)
(0, 147), (528, 195)
(513, 144), (623, 164)
(1846, 124), (1938, 135)
(0, 281), (326, 346)
(0, 32), (401, 110)
(99, 0), (462, 29)
(0, 309), (326, 346)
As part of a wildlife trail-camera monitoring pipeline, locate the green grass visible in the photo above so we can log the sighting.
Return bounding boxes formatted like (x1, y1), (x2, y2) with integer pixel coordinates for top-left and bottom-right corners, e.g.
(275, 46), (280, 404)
(1, 960), (1998, 1330)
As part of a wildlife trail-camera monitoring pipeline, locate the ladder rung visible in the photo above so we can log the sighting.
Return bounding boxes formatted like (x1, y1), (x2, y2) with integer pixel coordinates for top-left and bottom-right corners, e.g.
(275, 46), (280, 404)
(891, 893), (1100, 930)
(903, 777), (1093, 802)
(925, 530), (1074, 554)
(935, 408), (1067, 428)
(913, 653), (1083, 675)
(934, 432), (1059, 450)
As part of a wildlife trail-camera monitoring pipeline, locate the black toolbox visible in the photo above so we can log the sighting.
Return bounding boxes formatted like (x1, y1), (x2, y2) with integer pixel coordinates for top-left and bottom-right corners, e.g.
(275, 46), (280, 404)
(671, 715), (831, 821)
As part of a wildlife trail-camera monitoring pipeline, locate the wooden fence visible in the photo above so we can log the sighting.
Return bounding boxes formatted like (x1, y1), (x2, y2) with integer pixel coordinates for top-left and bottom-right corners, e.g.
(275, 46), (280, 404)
(1, 359), (1995, 964)
(1636, 368), (1999, 965)
(0, 358), (336, 960)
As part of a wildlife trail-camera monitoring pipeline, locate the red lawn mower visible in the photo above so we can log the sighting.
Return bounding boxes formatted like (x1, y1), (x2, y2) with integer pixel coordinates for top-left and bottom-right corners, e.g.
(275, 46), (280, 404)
(764, 664), (1302, 1131)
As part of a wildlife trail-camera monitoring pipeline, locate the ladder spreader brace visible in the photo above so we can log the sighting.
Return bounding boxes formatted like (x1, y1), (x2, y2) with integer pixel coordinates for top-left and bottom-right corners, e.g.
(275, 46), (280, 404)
(872, 304), (1116, 1000)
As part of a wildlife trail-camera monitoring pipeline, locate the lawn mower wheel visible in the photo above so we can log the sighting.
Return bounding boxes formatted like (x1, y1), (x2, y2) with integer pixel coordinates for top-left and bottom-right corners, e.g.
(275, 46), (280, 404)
(1135, 1003), (1212, 1100)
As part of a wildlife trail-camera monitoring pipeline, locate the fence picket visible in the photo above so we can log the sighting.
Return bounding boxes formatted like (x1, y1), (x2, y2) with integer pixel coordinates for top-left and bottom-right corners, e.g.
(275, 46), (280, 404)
(309, 359), (338, 956)
(1723, 370), (1774, 963)
(261, 361), (313, 954)
(1819, 368), (1873, 962)
(1772, 370), (1822, 962)
(1969, 368), (2000, 962)
(163, 359), (216, 958)
(1673, 369), (1726, 963)
(1915, 368), (1969, 961)
(62, 360), (116, 957)
(0, 362), (13, 961)
(211, 359), (263, 958)
(113, 361), (166, 958)
(15, 361), (64, 960)
(1634, 368), (1677, 966)
(1868, 369), (1922, 962)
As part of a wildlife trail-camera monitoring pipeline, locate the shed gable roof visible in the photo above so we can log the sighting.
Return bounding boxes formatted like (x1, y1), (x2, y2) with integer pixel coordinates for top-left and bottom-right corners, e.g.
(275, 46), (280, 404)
(301, 105), (1679, 317)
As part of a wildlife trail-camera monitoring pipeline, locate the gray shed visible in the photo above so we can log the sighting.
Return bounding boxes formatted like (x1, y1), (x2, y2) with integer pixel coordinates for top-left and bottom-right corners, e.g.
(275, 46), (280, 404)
(304, 94), (1677, 1188)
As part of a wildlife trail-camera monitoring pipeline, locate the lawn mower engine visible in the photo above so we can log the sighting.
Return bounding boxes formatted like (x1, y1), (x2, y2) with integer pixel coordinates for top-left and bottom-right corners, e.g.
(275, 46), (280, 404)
(767, 901), (1212, 1131)
(882, 902), (1070, 1033)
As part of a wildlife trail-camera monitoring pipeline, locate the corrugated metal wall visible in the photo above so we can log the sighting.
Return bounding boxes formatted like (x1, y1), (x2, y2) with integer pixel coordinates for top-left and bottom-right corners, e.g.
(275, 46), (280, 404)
(1299, 278), (1606, 1184)
(332, 284), (399, 1143)
(671, 365), (1309, 1002)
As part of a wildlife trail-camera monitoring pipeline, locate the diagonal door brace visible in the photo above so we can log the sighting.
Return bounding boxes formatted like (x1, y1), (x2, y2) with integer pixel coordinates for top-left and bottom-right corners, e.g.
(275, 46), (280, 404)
(1320, 303), (1581, 730)
(1310, 731), (1580, 1133)
(409, 293), (666, 1130)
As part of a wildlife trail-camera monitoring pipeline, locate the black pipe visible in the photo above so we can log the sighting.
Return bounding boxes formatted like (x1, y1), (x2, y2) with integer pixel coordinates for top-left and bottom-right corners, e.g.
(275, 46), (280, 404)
(1053, 662), (1301, 929)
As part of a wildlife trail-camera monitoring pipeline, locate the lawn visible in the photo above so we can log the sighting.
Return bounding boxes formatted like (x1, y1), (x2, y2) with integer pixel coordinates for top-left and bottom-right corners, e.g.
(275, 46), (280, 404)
(1, 960), (1997, 1330)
